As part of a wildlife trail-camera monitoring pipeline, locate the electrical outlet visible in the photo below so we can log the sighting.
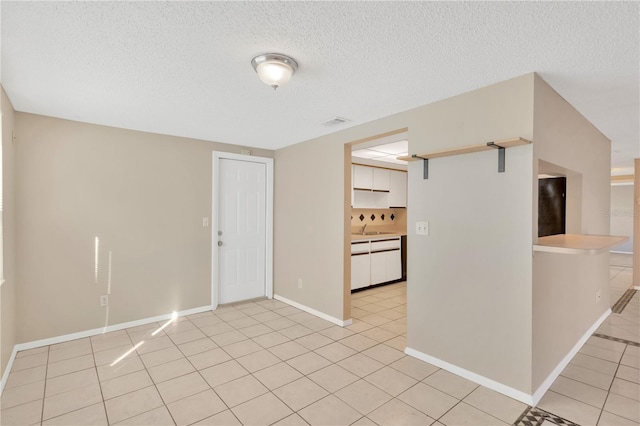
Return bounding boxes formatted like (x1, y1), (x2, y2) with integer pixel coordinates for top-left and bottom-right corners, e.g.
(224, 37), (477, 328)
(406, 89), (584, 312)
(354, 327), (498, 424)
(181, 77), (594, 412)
(416, 221), (429, 235)
(595, 290), (601, 304)
(202, 217), (209, 227)
(100, 295), (109, 307)
(298, 278), (303, 289)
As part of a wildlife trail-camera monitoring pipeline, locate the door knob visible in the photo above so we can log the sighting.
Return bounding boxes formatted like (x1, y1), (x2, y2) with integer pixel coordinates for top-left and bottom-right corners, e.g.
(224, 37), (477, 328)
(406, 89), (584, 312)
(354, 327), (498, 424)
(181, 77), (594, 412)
(218, 241), (223, 246)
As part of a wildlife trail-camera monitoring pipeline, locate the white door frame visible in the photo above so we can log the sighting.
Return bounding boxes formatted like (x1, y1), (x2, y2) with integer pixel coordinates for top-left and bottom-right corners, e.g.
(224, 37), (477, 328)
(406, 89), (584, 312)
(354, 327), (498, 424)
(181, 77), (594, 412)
(211, 152), (274, 310)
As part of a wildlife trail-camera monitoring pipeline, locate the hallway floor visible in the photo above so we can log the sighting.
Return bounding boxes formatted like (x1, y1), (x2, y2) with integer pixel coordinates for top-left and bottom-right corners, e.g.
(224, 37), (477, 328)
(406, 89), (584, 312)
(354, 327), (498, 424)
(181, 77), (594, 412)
(1, 261), (638, 425)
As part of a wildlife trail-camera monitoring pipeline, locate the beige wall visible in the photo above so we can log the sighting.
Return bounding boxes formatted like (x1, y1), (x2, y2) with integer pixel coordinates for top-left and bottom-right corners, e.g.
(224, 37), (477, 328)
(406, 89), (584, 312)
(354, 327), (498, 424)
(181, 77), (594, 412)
(532, 75), (612, 390)
(1, 87), (17, 377)
(610, 184), (634, 253)
(14, 113), (273, 343)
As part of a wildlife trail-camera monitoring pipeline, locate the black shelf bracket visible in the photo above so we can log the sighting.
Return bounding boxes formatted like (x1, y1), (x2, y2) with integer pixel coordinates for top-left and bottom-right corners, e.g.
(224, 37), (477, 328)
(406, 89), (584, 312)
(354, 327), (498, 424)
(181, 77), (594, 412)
(487, 142), (506, 173)
(412, 155), (429, 179)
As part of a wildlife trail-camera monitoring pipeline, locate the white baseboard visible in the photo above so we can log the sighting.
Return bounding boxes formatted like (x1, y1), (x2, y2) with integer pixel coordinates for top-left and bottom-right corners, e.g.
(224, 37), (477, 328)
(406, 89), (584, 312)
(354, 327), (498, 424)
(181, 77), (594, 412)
(530, 308), (611, 406)
(274, 294), (352, 327)
(610, 251), (633, 254)
(404, 347), (535, 406)
(405, 308), (612, 407)
(634, 286), (640, 291)
(0, 305), (212, 395)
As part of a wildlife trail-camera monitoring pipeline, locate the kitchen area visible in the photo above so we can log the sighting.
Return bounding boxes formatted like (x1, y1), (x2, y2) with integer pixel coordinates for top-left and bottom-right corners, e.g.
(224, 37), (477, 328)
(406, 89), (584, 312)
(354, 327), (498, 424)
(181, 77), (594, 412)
(350, 135), (408, 292)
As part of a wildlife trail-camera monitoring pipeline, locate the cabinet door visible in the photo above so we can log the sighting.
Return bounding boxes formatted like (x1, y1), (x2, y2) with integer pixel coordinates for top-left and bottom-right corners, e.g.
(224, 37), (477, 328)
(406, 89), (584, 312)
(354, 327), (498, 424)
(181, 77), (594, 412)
(385, 249), (402, 282)
(370, 252), (387, 285)
(353, 165), (373, 190)
(372, 168), (390, 191)
(351, 253), (371, 290)
(389, 170), (407, 208)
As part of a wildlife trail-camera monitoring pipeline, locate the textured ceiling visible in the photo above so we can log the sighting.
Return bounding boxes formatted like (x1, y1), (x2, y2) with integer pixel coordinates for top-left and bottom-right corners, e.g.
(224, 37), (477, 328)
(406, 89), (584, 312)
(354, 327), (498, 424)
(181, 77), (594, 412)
(1, 2), (638, 167)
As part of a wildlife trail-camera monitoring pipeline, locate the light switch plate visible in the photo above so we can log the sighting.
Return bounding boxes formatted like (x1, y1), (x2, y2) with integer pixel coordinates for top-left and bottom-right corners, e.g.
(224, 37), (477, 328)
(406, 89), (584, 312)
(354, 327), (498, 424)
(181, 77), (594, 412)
(416, 221), (429, 235)
(202, 217), (209, 227)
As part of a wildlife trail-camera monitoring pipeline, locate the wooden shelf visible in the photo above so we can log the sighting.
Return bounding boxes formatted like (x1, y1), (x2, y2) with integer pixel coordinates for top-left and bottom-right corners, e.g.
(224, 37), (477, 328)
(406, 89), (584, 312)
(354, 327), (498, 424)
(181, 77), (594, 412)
(533, 234), (629, 255)
(397, 137), (532, 162)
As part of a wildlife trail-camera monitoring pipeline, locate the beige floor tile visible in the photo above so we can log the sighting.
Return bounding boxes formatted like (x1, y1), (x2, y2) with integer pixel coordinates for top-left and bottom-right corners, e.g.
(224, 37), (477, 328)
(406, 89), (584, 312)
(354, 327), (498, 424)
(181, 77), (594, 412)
(0, 398), (43, 425)
(96, 356), (145, 382)
(264, 317), (297, 331)
(549, 375), (608, 408)
(200, 359), (249, 388)
(368, 398), (435, 426)
(15, 346), (48, 358)
(340, 334), (379, 352)
(50, 338), (90, 353)
(47, 353), (95, 379)
(537, 390), (602, 426)
(288, 312), (317, 324)
(1, 380), (45, 410)
(360, 327), (398, 343)
(308, 364), (359, 393)
(272, 412), (310, 425)
(91, 334), (133, 353)
(177, 337), (218, 357)
(389, 356), (438, 381)
(45, 368), (98, 398)
(365, 366), (417, 396)
(621, 352), (640, 369)
(187, 348), (232, 370)
(104, 385), (163, 424)
(398, 382), (458, 419)
(319, 326), (355, 341)
(214, 375), (268, 407)
(570, 352), (619, 376)
(253, 331), (291, 349)
(253, 362), (304, 390)
(252, 311), (283, 323)
(101, 370), (154, 400)
(362, 344), (405, 365)
(192, 409), (241, 425)
(217, 310), (249, 322)
(314, 342), (357, 363)
(610, 378), (640, 401)
(167, 389), (227, 425)
(561, 363), (615, 390)
(423, 369), (478, 400)
(43, 382), (103, 420)
(5, 365), (46, 390)
(337, 353), (384, 378)
(236, 349), (281, 373)
(294, 333), (333, 350)
(598, 410), (640, 425)
(114, 406), (175, 425)
(232, 392), (294, 425)
(604, 393), (640, 423)
(334, 379), (392, 415)
(238, 323), (274, 338)
(147, 358), (195, 383)
(169, 328), (207, 345)
(223, 339), (263, 358)
(351, 416), (379, 425)
(209, 329), (248, 345)
(228, 316), (260, 330)
(156, 371), (209, 404)
(190, 315), (223, 329)
(47, 343), (92, 363)
(42, 402), (107, 426)
(580, 343), (625, 363)
(462, 386), (526, 424)
(93, 344), (137, 366)
(140, 345), (185, 368)
(269, 341), (310, 361)
(360, 314), (393, 326)
(617, 365), (640, 384)
(135, 335), (175, 355)
(439, 402), (508, 426)
(301, 318), (334, 333)
(382, 335), (406, 351)
(279, 324), (314, 340)
(274, 306), (303, 317)
(273, 377), (329, 411)
(298, 395), (361, 426)
(164, 319), (198, 336)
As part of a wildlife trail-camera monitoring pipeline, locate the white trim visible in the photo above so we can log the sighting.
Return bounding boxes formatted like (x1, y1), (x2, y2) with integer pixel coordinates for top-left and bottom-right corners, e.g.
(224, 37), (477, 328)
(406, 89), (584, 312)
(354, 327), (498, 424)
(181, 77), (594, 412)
(274, 294), (353, 327)
(405, 308), (612, 407)
(634, 286), (640, 291)
(530, 308), (611, 406)
(212, 152), (274, 309)
(0, 305), (211, 395)
(610, 250), (633, 254)
(404, 347), (535, 406)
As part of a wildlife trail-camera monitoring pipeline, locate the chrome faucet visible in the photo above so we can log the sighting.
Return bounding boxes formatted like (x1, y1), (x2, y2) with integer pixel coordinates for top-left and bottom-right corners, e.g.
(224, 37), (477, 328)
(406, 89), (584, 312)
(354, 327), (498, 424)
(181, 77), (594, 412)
(360, 223), (367, 234)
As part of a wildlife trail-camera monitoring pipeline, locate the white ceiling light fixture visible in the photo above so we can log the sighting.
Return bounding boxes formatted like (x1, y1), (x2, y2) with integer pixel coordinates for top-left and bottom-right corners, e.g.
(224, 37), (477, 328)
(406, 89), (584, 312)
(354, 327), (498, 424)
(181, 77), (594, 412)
(251, 53), (298, 90)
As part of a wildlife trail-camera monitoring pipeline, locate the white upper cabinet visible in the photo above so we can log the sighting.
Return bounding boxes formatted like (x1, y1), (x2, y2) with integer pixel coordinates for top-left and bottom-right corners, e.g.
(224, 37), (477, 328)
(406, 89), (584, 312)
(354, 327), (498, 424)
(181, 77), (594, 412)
(372, 168), (390, 191)
(389, 170), (407, 207)
(353, 165), (373, 190)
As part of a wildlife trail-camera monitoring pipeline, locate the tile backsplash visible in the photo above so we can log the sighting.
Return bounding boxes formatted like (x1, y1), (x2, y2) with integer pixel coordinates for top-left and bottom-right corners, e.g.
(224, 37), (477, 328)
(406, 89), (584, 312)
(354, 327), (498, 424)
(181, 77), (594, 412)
(351, 208), (407, 232)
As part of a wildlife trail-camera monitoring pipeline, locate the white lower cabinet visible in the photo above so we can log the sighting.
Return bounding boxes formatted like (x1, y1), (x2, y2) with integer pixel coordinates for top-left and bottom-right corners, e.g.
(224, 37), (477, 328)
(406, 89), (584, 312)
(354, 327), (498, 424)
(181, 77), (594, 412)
(351, 237), (402, 290)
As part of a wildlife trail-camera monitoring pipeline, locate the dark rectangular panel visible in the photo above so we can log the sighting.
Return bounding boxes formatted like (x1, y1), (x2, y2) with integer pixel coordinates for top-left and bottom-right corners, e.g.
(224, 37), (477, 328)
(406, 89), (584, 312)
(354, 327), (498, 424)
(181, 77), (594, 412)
(538, 177), (566, 237)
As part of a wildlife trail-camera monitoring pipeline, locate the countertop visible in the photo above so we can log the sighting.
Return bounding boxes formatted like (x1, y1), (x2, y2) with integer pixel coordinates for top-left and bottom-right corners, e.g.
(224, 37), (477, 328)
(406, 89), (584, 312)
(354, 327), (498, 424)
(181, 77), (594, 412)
(533, 234), (629, 255)
(351, 232), (406, 242)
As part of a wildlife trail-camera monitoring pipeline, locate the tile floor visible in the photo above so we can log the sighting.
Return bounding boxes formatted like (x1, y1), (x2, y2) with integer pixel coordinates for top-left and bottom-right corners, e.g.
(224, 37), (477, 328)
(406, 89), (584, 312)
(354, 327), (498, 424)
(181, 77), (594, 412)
(1, 259), (638, 425)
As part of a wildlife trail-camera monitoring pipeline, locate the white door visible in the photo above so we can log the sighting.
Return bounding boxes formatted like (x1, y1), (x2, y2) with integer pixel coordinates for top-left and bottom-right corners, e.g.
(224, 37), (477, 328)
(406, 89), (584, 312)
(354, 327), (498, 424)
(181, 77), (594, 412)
(213, 154), (273, 305)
